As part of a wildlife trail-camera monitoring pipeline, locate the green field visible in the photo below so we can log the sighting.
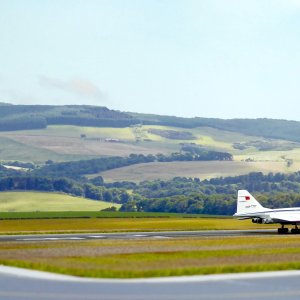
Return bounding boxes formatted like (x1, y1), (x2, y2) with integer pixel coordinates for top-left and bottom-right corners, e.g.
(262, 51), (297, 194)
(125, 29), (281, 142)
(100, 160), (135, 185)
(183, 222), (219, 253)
(0, 211), (225, 219)
(95, 160), (295, 182)
(0, 217), (275, 235)
(3, 125), (137, 140)
(0, 125), (175, 162)
(0, 136), (85, 163)
(0, 191), (120, 212)
(143, 125), (251, 151)
(0, 235), (299, 278)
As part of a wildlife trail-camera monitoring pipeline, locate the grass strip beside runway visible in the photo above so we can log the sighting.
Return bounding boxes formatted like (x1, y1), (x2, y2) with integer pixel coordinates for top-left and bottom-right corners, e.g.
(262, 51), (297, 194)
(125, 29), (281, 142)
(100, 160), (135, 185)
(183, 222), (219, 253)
(0, 217), (275, 235)
(0, 236), (300, 278)
(0, 211), (225, 220)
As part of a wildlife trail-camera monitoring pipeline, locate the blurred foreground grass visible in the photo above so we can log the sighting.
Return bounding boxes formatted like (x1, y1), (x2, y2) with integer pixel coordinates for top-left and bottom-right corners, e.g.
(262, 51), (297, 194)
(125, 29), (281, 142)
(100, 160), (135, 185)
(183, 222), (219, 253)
(1, 235), (299, 278)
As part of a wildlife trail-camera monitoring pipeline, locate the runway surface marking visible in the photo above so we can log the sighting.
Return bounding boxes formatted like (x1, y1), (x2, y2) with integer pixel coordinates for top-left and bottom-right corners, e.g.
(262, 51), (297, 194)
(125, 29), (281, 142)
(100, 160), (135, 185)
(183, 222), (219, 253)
(17, 237), (87, 241)
(1, 229), (279, 243)
(0, 229), (277, 241)
(15, 234), (153, 241)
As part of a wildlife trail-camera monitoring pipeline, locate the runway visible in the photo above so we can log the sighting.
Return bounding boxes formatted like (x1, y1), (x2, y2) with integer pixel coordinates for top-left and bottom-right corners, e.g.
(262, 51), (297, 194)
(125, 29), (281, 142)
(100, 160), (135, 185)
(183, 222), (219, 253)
(0, 266), (300, 300)
(0, 229), (278, 242)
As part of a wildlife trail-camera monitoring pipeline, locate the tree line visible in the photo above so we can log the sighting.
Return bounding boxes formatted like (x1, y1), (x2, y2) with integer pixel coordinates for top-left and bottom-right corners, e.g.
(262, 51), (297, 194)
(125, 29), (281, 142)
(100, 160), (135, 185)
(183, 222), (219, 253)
(0, 104), (139, 131)
(1, 170), (300, 215)
(117, 172), (300, 214)
(0, 116), (47, 131)
(33, 151), (233, 179)
(131, 112), (300, 143)
(0, 176), (131, 204)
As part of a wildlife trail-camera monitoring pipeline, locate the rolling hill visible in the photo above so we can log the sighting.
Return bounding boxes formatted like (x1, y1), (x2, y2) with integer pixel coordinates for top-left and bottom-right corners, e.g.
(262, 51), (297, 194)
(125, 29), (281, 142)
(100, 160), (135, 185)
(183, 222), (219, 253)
(2, 104), (300, 214)
(1, 104), (300, 180)
(95, 161), (297, 183)
(2, 102), (300, 141)
(0, 191), (120, 212)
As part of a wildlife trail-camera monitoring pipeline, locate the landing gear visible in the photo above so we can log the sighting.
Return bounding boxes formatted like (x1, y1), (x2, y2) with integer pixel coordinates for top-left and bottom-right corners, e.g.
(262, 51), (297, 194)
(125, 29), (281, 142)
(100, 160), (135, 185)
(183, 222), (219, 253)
(291, 224), (300, 234)
(277, 224), (300, 234)
(278, 224), (289, 234)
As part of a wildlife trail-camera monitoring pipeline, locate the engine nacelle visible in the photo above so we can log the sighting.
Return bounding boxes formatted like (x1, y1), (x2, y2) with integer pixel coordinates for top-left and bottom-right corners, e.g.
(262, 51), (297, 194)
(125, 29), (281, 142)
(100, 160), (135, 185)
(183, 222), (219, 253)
(252, 217), (274, 224)
(262, 218), (274, 224)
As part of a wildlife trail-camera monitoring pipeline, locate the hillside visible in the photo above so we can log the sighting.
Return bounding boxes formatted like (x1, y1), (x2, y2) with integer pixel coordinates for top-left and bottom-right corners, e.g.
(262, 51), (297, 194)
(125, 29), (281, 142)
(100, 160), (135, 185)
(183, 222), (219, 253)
(0, 105), (300, 214)
(96, 161), (297, 183)
(2, 103), (300, 143)
(0, 103), (139, 131)
(1, 104), (300, 183)
(130, 112), (300, 143)
(0, 191), (120, 212)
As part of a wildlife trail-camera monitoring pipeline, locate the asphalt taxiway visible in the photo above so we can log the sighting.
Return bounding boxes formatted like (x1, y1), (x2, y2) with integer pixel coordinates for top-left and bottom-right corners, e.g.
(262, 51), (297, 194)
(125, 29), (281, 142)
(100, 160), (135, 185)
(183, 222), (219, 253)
(0, 229), (278, 242)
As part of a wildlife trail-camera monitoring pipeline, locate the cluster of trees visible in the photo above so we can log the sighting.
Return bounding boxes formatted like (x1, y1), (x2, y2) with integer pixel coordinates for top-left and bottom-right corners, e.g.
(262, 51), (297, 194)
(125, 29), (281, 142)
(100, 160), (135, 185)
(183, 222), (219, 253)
(122, 192), (300, 215)
(232, 140), (295, 151)
(131, 112), (300, 143)
(180, 145), (233, 161)
(0, 173), (300, 215)
(46, 117), (137, 128)
(117, 173), (300, 214)
(34, 154), (157, 178)
(4, 169), (300, 215)
(148, 129), (196, 140)
(206, 172), (300, 193)
(34, 151), (233, 179)
(0, 116), (47, 131)
(126, 194), (235, 215)
(0, 165), (21, 177)
(0, 104), (52, 117)
(0, 104), (51, 131)
(153, 152), (232, 162)
(0, 104), (139, 131)
(130, 172), (300, 199)
(46, 107), (139, 128)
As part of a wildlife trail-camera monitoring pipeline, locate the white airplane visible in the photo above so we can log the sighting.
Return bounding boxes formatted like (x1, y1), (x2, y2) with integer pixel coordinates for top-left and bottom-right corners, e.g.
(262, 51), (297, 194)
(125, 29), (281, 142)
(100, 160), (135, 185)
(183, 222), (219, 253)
(233, 190), (300, 234)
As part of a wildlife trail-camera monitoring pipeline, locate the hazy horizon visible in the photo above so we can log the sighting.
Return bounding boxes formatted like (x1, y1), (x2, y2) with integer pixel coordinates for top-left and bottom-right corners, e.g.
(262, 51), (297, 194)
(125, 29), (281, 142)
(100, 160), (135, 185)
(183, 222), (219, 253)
(1, 0), (300, 120)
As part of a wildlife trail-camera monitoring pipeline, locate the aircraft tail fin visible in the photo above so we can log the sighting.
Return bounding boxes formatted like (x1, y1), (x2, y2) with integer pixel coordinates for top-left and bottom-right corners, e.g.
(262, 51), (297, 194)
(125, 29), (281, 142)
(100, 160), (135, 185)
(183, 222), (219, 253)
(236, 190), (266, 215)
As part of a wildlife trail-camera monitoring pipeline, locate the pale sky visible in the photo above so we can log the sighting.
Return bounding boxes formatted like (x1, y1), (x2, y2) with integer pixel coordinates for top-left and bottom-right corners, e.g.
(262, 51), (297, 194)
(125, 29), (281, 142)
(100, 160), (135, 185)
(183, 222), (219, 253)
(1, 0), (300, 120)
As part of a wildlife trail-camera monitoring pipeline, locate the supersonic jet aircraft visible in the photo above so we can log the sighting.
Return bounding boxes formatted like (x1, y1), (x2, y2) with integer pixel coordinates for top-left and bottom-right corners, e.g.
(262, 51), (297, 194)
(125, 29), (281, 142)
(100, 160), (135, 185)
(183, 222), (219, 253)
(234, 190), (300, 234)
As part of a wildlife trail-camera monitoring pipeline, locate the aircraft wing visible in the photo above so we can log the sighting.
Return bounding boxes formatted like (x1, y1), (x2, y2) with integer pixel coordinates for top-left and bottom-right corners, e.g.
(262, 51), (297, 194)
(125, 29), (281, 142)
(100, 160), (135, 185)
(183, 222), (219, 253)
(269, 212), (300, 223)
